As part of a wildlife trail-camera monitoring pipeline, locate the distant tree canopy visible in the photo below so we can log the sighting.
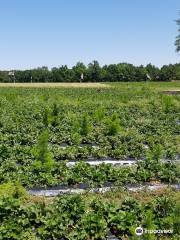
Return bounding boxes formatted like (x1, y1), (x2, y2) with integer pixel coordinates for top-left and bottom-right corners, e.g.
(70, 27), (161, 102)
(0, 62), (180, 83)
(175, 16), (180, 52)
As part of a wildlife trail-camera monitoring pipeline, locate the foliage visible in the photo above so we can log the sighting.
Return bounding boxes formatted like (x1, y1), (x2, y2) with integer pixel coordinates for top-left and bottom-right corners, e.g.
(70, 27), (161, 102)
(80, 114), (92, 137)
(0, 185), (179, 240)
(106, 113), (121, 136)
(1, 61), (180, 83)
(32, 130), (54, 173)
(175, 16), (180, 52)
(0, 182), (27, 200)
(0, 83), (179, 187)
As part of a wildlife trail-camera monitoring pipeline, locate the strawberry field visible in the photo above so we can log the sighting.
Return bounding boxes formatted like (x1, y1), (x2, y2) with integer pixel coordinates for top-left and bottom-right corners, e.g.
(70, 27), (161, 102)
(0, 82), (179, 187)
(0, 82), (180, 239)
(0, 182), (179, 239)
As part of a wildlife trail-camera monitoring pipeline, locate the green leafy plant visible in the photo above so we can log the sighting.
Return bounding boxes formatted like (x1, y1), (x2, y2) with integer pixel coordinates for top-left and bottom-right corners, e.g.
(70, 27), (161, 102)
(32, 130), (54, 172)
(51, 103), (59, 127)
(106, 113), (121, 136)
(79, 212), (108, 239)
(80, 114), (92, 137)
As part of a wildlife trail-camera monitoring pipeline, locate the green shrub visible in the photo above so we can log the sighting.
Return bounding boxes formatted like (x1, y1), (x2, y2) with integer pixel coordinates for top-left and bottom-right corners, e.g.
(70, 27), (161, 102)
(0, 182), (27, 199)
(79, 212), (107, 239)
(32, 130), (54, 172)
(80, 114), (92, 137)
(106, 114), (121, 136)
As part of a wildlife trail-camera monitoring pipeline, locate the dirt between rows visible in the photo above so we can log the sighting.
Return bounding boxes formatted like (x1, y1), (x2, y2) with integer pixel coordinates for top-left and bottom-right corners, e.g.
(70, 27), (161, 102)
(161, 90), (180, 95)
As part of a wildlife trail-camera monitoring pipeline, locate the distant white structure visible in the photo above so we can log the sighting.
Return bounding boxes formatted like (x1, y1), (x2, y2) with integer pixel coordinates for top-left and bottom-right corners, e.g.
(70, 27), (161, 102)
(80, 73), (84, 82)
(8, 71), (15, 83)
(146, 73), (152, 80)
(8, 71), (15, 76)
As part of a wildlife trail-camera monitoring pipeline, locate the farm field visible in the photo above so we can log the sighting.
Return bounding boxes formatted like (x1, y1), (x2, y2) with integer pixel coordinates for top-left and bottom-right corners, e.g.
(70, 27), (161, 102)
(0, 82), (180, 239)
(0, 81), (180, 90)
(0, 82), (110, 88)
(1, 182), (180, 240)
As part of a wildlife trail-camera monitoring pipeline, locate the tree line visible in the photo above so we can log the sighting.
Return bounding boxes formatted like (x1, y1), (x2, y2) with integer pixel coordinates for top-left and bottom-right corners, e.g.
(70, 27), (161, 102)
(175, 14), (180, 52)
(0, 62), (180, 83)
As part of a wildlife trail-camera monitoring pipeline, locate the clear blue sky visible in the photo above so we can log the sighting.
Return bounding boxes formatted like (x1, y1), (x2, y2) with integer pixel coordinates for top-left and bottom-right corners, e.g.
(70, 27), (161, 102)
(0, 0), (179, 70)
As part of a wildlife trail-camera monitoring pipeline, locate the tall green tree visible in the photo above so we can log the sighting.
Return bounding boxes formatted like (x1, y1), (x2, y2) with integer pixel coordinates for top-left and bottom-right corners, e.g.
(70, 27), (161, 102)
(146, 64), (160, 81)
(72, 62), (86, 82)
(87, 60), (102, 82)
(175, 17), (180, 52)
(0, 71), (9, 82)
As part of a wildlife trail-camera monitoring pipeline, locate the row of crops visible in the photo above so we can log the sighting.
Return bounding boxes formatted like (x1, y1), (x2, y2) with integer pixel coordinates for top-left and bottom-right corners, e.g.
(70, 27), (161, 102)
(0, 182), (179, 239)
(0, 85), (179, 188)
(0, 83), (179, 239)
